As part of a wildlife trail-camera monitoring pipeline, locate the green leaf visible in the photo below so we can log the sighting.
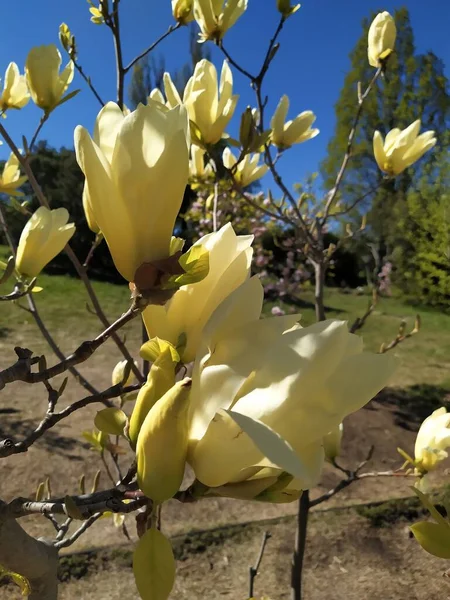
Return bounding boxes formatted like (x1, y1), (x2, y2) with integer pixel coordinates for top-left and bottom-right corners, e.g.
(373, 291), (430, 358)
(412, 487), (448, 527)
(0, 256), (15, 285)
(163, 245), (209, 290)
(133, 528), (176, 600)
(411, 521), (450, 559)
(94, 408), (127, 436)
(82, 429), (109, 452)
(226, 410), (313, 485)
(54, 88), (81, 110)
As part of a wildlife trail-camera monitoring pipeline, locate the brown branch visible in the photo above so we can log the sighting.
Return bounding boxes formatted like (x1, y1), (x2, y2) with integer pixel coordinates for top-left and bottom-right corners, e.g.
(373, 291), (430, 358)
(0, 303), (141, 392)
(28, 113), (50, 155)
(54, 513), (102, 549)
(73, 60), (105, 107)
(0, 381), (140, 458)
(349, 289), (378, 334)
(124, 23), (182, 73)
(321, 66), (382, 223)
(4, 489), (145, 524)
(24, 294), (100, 395)
(379, 316), (420, 353)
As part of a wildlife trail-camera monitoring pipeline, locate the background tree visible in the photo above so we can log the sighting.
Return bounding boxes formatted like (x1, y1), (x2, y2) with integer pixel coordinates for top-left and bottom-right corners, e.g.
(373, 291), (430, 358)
(393, 131), (450, 307)
(321, 7), (450, 295)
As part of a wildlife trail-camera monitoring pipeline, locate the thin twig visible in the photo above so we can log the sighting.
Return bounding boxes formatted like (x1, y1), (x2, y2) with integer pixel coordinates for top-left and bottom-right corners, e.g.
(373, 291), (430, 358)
(124, 23), (182, 73)
(109, 0), (125, 109)
(349, 289), (378, 334)
(73, 60), (105, 107)
(25, 294), (99, 395)
(379, 316), (420, 353)
(28, 114), (50, 155)
(0, 382), (139, 457)
(0, 304), (141, 391)
(218, 42), (255, 80)
(54, 513), (102, 549)
(249, 531), (271, 598)
(321, 66), (382, 223)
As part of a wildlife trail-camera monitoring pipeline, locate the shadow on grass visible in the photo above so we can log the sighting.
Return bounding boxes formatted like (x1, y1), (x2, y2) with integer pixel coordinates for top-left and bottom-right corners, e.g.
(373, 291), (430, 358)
(375, 384), (450, 430)
(0, 414), (83, 458)
(267, 291), (345, 314)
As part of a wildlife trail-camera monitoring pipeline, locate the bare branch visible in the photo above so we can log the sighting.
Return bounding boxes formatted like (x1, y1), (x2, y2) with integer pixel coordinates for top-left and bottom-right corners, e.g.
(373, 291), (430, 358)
(321, 66), (383, 223)
(54, 513), (102, 549)
(249, 531), (271, 598)
(0, 303), (141, 391)
(124, 23), (182, 73)
(349, 289), (378, 334)
(0, 382), (140, 458)
(379, 316), (421, 353)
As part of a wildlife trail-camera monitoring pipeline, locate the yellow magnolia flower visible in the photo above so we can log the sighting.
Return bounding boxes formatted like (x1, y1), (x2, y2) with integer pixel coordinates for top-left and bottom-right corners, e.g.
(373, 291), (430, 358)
(270, 95), (319, 149)
(0, 153), (27, 196)
(164, 59), (238, 145)
(0, 63), (30, 111)
(172, 0), (194, 24)
(368, 11), (396, 68)
(16, 207), (75, 278)
(414, 407), (450, 472)
(222, 147), (268, 187)
(323, 422), (343, 462)
(193, 0), (248, 42)
(373, 120), (436, 176)
(25, 45), (74, 112)
(74, 101), (189, 282)
(143, 223), (253, 363)
(189, 146), (213, 180)
(186, 277), (396, 489)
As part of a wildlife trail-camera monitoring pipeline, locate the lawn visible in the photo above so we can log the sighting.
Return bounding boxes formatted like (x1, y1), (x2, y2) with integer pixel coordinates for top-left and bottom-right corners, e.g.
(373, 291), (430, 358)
(1, 254), (450, 600)
(1, 252), (449, 389)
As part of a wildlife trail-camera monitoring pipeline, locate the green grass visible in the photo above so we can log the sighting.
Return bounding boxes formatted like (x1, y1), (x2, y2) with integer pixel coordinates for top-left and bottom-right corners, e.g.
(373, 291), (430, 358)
(0, 244), (449, 388)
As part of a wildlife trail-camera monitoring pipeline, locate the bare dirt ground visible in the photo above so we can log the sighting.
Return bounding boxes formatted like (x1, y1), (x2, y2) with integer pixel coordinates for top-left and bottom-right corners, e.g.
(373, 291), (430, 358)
(1, 293), (449, 599)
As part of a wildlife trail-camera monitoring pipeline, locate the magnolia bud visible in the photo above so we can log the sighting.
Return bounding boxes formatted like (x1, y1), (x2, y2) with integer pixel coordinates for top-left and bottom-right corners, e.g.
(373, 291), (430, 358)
(367, 12), (396, 68)
(277, 0), (301, 17)
(136, 378), (191, 504)
(129, 349), (176, 446)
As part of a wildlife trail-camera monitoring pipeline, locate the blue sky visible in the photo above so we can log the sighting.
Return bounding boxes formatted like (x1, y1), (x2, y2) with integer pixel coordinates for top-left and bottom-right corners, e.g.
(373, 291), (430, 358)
(0, 0), (448, 191)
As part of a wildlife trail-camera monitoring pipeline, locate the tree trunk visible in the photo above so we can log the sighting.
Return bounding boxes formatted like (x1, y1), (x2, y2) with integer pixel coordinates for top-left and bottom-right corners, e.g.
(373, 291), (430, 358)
(290, 490), (310, 600)
(313, 261), (326, 322)
(0, 505), (58, 600)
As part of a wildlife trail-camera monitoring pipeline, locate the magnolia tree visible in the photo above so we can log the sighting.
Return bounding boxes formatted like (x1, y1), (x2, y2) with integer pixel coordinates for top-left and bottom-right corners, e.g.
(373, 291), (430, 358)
(0, 1), (447, 599)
